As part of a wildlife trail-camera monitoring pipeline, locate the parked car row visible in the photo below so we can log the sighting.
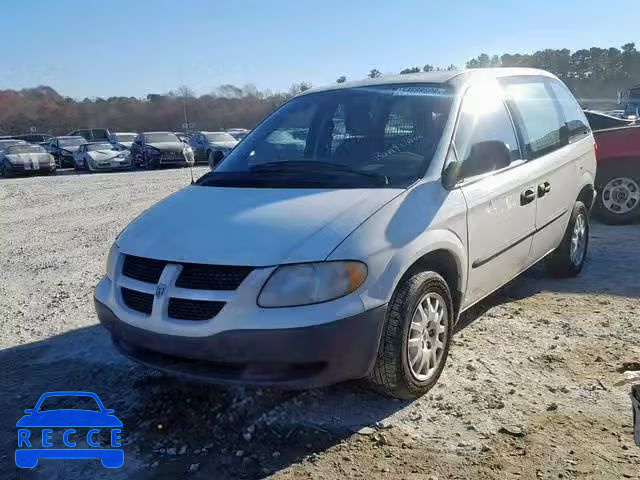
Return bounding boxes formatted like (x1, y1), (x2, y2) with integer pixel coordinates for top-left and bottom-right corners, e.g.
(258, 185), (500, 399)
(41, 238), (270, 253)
(0, 127), (250, 177)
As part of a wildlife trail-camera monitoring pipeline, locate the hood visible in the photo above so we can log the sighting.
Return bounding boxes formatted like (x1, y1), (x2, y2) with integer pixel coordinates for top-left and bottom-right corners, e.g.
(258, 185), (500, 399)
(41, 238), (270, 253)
(5, 153), (51, 165)
(88, 150), (123, 161)
(61, 146), (80, 153)
(147, 142), (185, 152)
(117, 186), (402, 266)
(209, 140), (238, 149)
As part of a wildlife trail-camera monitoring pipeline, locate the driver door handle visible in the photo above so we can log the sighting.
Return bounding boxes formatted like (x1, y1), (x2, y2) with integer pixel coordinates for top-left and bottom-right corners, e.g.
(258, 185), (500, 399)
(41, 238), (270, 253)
(521, 188), (536, 205)
(538, 182), (551, 197)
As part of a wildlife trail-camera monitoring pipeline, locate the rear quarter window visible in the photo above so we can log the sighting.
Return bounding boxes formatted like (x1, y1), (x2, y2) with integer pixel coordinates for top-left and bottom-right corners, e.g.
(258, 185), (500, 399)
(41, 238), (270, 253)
(546, 80), (590, 141)
(500, 77), (566, 159)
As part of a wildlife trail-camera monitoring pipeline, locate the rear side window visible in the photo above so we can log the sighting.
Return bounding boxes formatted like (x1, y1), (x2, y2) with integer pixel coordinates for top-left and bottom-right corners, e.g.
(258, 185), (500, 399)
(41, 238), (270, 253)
(546, 79), (590, 141)
(500, 78), (565, 159)
(454, 84), (521, 178)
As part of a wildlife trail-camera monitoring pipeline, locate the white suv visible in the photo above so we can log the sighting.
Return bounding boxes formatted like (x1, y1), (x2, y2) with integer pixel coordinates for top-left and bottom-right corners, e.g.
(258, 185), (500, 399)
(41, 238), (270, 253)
(94, 68), (596, 399)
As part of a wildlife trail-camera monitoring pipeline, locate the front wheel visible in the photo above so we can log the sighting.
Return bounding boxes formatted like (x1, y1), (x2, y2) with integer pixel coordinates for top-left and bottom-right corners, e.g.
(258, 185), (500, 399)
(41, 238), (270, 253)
(368, 271), (453, 399)
(595, 173), (640, 225)
(545, 201), (589, 277)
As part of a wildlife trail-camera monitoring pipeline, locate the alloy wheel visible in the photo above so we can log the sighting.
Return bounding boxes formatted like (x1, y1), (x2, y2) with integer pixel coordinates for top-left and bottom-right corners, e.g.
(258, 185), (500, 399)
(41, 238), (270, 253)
(570, 213), (587, 266)
(407, 292), (449, 382)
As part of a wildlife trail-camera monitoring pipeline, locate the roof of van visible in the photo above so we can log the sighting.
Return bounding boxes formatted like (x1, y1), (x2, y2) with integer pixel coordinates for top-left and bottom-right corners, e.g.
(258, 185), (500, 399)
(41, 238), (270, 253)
(301, 68), (557, 95)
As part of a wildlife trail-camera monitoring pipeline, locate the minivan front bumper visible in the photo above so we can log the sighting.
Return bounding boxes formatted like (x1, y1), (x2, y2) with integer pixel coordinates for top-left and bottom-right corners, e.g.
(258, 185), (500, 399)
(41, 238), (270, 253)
(95, 298), (386, 389)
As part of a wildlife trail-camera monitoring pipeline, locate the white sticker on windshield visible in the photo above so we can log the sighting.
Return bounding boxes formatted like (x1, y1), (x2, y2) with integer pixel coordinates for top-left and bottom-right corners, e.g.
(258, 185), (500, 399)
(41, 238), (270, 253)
(393, 86), (450, 97)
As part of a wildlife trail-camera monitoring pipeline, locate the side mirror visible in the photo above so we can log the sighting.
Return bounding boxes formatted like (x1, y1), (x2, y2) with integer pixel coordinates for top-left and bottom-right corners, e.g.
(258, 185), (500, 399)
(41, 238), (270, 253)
(442, 161), (460, 190)
(459, 141), (511, 179)
(24, 409), (34, 414)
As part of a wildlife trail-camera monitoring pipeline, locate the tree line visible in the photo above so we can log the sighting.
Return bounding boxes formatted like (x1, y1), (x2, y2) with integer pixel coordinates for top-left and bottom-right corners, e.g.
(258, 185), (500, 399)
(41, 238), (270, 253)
(1, 43), (638, 136)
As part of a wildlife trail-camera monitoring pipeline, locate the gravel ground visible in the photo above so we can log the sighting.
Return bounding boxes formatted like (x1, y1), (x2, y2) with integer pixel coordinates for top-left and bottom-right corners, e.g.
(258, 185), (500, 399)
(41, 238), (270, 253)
(1, 168), (639, 480)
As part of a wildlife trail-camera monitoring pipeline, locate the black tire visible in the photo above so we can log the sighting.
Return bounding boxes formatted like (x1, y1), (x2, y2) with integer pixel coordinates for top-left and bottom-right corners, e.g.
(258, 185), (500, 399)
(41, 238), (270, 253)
(368, 271), (453, 400)
(1, 160), (11, 178)
(594, 169), (640, 225)
(145, 155), (158, 170)
(545, 201), (589, 277)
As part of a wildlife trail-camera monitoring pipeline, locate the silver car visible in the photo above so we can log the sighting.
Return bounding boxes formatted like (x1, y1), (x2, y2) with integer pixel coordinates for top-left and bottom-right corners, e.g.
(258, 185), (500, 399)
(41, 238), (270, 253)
(95, 68), (596, 399)
(73, 142), (132, 172)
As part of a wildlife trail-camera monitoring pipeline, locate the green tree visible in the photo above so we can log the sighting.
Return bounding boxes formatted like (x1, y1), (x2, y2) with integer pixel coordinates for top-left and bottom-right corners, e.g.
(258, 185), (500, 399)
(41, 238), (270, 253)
(368, 68), (382, 78)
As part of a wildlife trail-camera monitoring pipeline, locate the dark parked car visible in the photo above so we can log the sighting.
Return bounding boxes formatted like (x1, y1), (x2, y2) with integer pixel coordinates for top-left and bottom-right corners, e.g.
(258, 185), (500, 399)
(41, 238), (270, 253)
(188, 131), (238, 166)
(48, 136), (86, 167)
(67, 128), (111, 142)
(0, 143), (55, 177)
(130, 132), (195, 169)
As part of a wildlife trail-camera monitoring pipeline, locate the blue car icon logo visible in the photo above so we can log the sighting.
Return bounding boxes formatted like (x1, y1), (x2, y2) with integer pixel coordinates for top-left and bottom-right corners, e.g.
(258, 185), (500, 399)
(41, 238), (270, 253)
(16, 391), (124, 468)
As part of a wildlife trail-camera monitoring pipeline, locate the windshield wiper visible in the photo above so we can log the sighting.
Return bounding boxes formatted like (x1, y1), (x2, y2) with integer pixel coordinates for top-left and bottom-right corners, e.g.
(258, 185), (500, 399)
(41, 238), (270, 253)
(250, 161), (389, 185)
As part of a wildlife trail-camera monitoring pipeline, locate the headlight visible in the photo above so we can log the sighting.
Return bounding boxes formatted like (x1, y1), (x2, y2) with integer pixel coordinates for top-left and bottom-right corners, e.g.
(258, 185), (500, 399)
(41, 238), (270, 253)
(105, 243), (119, 280)
(183, 145), (195, 164)
(258, 261), (367, 308)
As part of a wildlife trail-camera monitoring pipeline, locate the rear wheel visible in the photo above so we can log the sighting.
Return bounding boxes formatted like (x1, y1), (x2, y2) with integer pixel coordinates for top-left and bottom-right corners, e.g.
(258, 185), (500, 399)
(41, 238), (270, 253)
(595, 171), (640, 224)
(545, 201), (589, 277)
(368, 271), (453, 399)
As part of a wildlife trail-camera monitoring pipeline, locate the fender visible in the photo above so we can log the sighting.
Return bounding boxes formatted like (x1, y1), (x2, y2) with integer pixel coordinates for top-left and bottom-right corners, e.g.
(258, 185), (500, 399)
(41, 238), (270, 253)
(328, 182), (468, 311)
(373, 228), (467, 306)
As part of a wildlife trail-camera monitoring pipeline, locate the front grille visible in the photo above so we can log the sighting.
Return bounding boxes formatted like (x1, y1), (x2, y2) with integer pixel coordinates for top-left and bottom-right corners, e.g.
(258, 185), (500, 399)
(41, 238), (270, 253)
(123, 255), (167, 283)
(176, 264), (253, 290)
(168, 298), (225, 321)
(121, 287), (154, 315)
(160, 152), (184, 162)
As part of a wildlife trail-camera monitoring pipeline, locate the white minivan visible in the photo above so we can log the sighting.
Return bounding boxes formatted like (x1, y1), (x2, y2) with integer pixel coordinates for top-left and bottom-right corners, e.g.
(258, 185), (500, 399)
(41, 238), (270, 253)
(95, 69), (596, 399)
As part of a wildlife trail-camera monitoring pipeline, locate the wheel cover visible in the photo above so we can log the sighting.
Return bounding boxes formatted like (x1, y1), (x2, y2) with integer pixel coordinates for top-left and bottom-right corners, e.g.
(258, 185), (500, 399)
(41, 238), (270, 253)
(407, 292), (448, 382)
(570, 212), (587, 266)
(602, 177), (640, 215)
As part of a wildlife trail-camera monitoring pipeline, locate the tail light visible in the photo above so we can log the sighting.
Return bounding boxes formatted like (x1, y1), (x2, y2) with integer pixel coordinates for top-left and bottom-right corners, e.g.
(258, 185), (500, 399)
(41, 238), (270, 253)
(593, 141), (599, 163)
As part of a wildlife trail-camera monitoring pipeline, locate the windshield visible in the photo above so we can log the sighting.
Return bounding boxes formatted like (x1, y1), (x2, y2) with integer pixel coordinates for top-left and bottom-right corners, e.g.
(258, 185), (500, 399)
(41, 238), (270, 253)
(0, 140), (25, 149)
(59, 137), (85, 147)
(202, 84), (453, 188)
(205, 132), (236, 142)
(114, 134), (136, 142)
(145, 132), (179, 143)
(87, 143), (113, 151)
(7, 145), (45, 154)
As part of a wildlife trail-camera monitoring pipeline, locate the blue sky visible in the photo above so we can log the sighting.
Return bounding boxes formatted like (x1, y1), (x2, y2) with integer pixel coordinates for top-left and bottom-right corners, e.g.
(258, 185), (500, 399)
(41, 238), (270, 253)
(0, 0), (636, 98)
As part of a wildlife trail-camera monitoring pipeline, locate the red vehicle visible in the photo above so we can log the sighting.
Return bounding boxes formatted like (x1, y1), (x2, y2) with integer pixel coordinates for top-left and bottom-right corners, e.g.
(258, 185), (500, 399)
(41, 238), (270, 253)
(586, 111), (640, 224)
